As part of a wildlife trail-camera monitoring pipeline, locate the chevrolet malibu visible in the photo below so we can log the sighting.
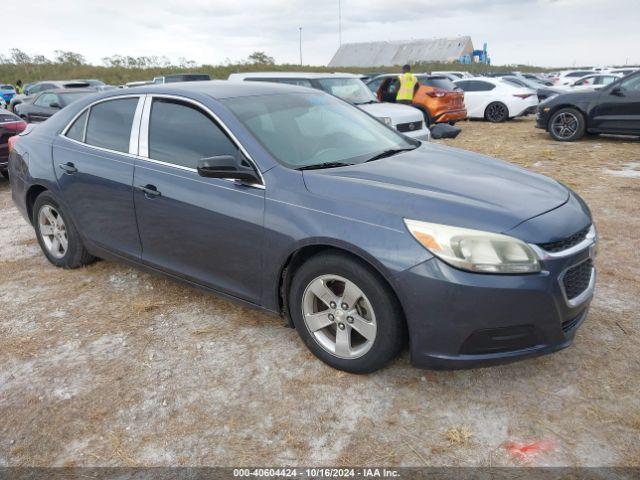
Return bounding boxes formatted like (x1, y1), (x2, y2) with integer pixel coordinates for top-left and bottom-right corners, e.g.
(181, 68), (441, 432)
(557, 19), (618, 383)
(9, 82), (597, 373)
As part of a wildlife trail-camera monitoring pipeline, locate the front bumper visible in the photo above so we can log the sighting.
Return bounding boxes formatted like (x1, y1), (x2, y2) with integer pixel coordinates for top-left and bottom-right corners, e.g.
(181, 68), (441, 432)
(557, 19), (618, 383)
(394, 227), (596, 370)
(536, 109), (551, 129)
(401, 127), (431, 141)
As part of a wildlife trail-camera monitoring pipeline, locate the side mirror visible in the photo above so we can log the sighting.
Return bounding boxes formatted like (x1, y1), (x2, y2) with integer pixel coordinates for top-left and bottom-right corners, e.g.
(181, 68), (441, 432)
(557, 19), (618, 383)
(197, 155), (261, 184)
(49, 102), (61, 109)
(610, 87), (624, 96)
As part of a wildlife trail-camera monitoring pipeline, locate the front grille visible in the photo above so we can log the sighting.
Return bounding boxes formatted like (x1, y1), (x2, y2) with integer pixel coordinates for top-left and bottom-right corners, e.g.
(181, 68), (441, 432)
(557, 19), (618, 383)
(562, 259), (593, 300)
(539, 225), (590, 253)
(396, 121), (423, 133)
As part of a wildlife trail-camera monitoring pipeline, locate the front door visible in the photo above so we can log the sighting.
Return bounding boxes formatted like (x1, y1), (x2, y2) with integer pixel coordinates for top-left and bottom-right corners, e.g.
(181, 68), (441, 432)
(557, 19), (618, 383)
(592, 74), (640, 134)
(53, 96), (142, 259)
(133, 97), (265, 303)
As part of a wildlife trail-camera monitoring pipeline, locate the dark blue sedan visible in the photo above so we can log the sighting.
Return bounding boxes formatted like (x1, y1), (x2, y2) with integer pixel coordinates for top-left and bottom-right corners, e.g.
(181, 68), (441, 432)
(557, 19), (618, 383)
(8, 81), (597, 373)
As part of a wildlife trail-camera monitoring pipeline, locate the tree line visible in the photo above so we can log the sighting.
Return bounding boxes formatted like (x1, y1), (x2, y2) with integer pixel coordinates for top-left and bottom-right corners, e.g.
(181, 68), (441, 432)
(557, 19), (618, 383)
(0, 48), (543, 86)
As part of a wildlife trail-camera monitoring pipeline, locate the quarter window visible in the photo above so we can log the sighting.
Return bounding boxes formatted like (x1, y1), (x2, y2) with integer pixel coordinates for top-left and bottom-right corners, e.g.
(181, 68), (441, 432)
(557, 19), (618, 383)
(148, 99), (238, 169)
(66, 110), (88, 142)
(85, 98), (138, 153)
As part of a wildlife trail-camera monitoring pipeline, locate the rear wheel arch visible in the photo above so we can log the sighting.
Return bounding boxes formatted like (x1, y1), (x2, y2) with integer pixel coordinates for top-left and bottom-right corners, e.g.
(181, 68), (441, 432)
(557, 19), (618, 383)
(277, 244), (405, 329)
(26, 184), (49, 225)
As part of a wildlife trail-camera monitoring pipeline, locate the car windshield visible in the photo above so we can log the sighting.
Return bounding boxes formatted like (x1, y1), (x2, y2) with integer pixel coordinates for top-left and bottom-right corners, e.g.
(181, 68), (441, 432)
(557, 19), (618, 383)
(315, 78), (377, 105)
(223, 93), (416, 169)
(1, 85), (14, 90)
(59, 92), (93, 105)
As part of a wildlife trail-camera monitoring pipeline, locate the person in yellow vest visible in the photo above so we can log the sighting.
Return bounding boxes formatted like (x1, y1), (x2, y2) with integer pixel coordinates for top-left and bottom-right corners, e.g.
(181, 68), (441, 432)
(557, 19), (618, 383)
(396, 64), (418, 105)
(15, 80), (24, 95)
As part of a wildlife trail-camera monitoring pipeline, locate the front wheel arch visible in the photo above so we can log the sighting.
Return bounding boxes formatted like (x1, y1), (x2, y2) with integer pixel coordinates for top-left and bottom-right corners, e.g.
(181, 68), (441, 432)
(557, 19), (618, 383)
(545, 104), (588, 130)
(277, 244), (405, 328)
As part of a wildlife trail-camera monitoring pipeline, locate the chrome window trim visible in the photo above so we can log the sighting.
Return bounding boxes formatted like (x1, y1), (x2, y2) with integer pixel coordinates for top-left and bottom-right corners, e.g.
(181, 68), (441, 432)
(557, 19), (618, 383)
(57, 93), (265, 190)
(528, 225), (597, 260)
(138, 95), (151, 157)
(129, 96), (147, 156)
(141, 93), (265, 188)
(60, 94), (143, 138)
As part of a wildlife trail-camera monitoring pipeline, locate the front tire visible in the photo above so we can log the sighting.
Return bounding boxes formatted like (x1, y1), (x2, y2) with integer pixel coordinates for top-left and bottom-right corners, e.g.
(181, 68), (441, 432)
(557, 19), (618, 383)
(548, 108), (586, 141)
(484, 102), (509, 122)
(33, 192), (95, 268)
(289, 252), (406, 373)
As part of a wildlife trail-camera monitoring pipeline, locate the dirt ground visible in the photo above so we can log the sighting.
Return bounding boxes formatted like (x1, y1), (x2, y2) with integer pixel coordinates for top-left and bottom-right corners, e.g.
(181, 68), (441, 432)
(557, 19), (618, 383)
(1, 117), (639, 467)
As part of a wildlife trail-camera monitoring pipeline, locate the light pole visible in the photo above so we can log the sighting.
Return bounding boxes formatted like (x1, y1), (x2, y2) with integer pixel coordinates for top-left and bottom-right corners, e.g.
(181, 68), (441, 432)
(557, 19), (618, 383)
(299, 27), (303, 66)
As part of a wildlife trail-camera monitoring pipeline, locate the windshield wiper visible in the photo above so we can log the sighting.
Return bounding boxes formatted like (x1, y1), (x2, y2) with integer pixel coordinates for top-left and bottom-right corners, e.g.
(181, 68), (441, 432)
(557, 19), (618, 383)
(354, 100), (378, 105)
(297, 161), (353, 171)
(365, 147), (417, 163)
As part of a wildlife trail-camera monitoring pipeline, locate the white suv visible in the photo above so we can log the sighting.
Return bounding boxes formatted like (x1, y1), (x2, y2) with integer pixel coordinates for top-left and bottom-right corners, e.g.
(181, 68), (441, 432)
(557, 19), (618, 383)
(228, 72), (430, 141)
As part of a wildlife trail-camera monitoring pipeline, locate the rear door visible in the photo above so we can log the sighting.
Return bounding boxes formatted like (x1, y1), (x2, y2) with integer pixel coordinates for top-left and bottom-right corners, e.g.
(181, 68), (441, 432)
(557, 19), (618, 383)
(53, 96), (143, 259)
(132, 96), (265, 303)
(591, 74), (640, 133)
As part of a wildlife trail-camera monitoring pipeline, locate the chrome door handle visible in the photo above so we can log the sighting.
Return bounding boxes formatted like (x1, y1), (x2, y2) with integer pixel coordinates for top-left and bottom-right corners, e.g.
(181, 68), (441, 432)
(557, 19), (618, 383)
(136, 184), (161, 197)
(58, 162), (78, 174)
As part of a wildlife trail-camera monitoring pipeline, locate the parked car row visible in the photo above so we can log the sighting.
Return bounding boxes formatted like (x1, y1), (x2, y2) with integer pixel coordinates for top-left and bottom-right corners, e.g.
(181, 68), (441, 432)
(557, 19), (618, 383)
(229, 72), (432, 140)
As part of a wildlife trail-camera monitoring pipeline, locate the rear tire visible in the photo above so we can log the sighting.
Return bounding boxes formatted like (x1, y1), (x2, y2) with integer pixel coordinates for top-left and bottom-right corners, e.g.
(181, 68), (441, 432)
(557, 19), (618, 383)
(0, 169), (8, 180)
(289, 252), (406, 374)
(548, 107), (585, 142)
(33, 191), (96, 269)
(484, 102), (509, 123)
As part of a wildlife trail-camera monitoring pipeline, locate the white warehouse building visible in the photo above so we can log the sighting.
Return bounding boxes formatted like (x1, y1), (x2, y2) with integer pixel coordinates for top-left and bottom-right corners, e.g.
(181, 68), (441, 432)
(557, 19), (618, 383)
(328, 36), (475, 68)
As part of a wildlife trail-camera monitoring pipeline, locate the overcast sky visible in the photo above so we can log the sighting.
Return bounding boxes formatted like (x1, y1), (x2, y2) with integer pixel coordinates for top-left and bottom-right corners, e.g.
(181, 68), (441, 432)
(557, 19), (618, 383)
(5, 0), (640, 68)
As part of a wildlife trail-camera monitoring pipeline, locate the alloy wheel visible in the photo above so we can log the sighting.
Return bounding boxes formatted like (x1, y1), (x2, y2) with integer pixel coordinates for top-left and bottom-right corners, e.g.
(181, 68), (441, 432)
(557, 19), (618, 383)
(486, 103), (507, 122)
(38, 205), (68, 259)
(551, 112), (580, 139)
(301, 275), (377, 359)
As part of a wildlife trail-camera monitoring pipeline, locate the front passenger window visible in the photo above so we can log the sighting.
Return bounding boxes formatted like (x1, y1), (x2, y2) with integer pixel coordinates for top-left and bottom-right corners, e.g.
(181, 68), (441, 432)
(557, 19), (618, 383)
(148, 99), (238, 169)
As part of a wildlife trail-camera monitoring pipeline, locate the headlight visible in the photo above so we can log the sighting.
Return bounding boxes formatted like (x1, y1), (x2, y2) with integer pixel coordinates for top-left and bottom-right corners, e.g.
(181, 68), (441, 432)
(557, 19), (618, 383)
(404, 219), (540, 274)
(380, 116), (393, 126)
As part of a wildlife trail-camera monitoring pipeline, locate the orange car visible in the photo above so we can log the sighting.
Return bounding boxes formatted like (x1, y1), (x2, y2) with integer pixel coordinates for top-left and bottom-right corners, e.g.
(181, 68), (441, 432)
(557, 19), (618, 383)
(366, 74), (467, 126)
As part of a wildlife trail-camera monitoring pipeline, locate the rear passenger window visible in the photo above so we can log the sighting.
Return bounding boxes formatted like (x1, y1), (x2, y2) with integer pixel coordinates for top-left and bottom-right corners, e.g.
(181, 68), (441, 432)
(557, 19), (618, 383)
(66, 110), (88, 142)
(85, 98), (138, 153)
(148, 99), (237, 169)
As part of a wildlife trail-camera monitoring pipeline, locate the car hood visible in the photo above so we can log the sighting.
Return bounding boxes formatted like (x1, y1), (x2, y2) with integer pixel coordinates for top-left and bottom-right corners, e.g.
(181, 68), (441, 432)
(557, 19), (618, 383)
(302, 143), (570, 236)
(357, 102), (423, 124)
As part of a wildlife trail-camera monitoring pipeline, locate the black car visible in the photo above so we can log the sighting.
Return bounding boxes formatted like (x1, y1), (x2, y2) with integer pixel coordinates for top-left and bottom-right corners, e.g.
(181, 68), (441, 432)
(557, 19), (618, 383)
(9, 80), (93, 112)
(0, 110), (27, 178)
(536, 72), (640, 141)
(15, 89), (96, 123)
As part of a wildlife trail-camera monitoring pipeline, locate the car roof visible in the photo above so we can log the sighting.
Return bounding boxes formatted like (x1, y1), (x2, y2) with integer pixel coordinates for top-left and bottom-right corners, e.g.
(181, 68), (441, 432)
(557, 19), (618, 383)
(106, 79), (317, 100)
(40, 88), (98, 94)
(228, 72), (359, 80)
